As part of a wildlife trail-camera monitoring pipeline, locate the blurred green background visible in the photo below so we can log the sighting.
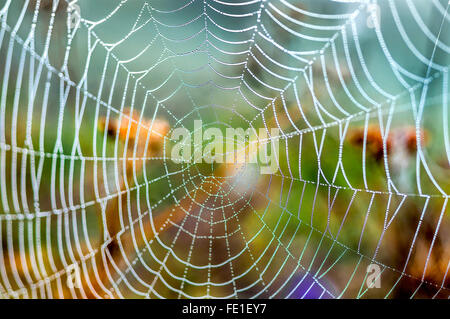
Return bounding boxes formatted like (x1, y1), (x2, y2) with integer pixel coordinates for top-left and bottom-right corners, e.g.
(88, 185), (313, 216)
(0, 0), (449, 299)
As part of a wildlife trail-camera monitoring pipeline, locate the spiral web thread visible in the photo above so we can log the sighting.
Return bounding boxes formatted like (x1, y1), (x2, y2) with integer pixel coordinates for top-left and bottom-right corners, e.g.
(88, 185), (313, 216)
(0, 0), (449, 299)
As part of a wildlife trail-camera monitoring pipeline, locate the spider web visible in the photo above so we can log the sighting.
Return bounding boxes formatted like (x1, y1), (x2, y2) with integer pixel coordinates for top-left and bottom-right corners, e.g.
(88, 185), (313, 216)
(0, 0), (449, 299)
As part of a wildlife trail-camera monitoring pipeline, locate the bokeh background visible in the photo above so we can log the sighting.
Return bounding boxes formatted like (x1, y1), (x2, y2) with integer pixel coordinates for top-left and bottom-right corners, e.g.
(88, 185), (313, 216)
(0, 0), (449, 299)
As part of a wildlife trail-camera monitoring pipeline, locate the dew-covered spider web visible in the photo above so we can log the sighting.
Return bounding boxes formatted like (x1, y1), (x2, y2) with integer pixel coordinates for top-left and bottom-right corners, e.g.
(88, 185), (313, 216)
(0, 0), (449, 299)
